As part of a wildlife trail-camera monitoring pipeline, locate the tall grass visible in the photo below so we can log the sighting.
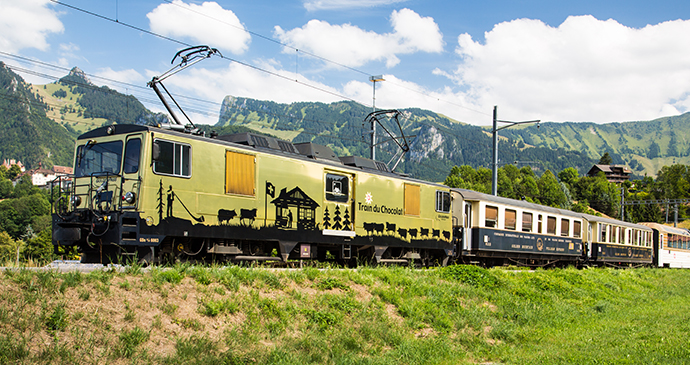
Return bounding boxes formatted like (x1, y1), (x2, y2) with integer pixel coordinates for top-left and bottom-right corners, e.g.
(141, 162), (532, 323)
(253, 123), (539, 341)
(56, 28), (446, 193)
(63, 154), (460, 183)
(1, 265), (689, 364)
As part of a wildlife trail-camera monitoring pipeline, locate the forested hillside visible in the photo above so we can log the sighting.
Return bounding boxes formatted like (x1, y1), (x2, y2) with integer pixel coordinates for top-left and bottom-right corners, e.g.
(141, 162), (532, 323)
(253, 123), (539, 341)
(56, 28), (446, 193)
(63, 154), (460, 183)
(0, 62), (75, 169)
(501, 113), (690, 177)
(218, 96), (595, 182)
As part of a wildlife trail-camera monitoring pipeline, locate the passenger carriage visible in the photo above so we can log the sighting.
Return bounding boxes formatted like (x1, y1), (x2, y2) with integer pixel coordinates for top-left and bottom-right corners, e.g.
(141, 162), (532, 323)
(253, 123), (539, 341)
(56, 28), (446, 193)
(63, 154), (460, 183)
(452, 189), (584, 267)
(640, 223), (690, 268)
(582, 214), (653, 267)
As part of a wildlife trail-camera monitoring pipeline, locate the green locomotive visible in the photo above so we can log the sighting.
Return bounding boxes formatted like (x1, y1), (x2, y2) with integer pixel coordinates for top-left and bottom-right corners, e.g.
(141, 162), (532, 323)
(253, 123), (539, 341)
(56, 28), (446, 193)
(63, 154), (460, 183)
(52, 124), (455, 265)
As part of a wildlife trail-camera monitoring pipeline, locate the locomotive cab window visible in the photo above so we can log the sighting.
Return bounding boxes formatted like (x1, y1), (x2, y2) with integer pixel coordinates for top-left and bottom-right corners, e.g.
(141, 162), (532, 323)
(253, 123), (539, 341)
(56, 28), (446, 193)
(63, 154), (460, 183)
(435, 190), (451, 213)
(123, 138), (141, 174)
(75, 140), (123, 177)
(326, 173), (349, 202)
(485, 205), (498, 228)
(153, 139), (191, 178)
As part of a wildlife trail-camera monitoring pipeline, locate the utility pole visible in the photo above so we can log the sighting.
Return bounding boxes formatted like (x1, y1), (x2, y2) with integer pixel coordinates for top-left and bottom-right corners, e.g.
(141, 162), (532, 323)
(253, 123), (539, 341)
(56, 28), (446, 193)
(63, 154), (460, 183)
(369, 75), (384, 160)
(492, 106), (540, 196)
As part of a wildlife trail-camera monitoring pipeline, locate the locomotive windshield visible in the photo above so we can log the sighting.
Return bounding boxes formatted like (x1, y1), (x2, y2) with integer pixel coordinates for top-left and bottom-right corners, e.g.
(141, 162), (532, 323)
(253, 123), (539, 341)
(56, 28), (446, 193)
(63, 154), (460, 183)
(74, 140), (123, 177)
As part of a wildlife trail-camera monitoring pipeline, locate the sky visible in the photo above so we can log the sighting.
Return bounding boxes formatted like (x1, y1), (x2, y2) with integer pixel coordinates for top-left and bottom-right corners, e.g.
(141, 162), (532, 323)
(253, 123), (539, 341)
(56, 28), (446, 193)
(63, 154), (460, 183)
(2, 0), (690, 127)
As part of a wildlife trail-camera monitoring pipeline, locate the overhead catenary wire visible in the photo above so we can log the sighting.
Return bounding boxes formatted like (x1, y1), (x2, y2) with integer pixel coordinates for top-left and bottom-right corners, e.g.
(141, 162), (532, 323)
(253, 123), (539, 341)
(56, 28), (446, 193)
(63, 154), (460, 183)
(47, 0), (490, 120)
(9, 1), (511, 177)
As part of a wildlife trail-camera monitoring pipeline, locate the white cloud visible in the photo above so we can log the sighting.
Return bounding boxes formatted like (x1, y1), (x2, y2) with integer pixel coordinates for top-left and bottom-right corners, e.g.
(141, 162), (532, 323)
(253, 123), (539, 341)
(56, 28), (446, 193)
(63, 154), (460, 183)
(147, 0), (251, 55)
(0, 0), (63, 53)
(303, 0), (408, 11)
(446, 15), (690, 123)
(146, 60), (344, 125)
(95, 68), (145, 86)
(274, 8), (443, 68)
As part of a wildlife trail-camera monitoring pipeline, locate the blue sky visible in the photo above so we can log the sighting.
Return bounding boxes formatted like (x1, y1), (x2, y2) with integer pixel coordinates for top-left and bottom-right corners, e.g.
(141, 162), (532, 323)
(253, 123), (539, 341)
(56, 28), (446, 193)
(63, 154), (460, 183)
(2, 0), (690, 126)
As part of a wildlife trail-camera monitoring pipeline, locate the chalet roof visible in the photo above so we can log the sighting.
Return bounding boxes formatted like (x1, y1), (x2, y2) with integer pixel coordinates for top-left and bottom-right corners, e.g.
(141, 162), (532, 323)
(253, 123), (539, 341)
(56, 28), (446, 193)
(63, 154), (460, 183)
(587, 164), (632, 175)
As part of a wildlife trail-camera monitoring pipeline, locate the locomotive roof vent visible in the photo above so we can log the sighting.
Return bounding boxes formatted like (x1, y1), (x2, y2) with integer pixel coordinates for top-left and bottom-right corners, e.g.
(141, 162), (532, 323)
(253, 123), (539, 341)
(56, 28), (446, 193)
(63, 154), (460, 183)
(339, 156), (390, 173)
(294, 142), (341, 163)
(217, 132), (298, 154)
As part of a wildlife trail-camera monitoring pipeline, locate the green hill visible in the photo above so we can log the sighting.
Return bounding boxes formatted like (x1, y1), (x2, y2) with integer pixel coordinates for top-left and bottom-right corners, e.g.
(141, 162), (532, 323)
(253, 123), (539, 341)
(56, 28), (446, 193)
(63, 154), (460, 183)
(0, 62), (75, 169)
(217, 96), (594, 182)
(501, 114), (690, 177)
(4, 62), (689, 180)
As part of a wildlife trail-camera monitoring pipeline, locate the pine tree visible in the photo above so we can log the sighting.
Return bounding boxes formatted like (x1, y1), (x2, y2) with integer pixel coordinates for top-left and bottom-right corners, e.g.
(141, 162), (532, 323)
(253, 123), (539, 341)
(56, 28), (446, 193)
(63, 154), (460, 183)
(342, 207), (351, 230)
(332, 205), (342, 230)
(322, 207), (331, 229)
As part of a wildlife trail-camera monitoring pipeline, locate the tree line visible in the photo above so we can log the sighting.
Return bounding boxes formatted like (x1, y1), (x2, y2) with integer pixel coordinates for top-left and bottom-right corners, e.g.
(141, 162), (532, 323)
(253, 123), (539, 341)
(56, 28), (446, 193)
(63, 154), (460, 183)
(0, 165), (56, 264)
(444, 158), (687, 224)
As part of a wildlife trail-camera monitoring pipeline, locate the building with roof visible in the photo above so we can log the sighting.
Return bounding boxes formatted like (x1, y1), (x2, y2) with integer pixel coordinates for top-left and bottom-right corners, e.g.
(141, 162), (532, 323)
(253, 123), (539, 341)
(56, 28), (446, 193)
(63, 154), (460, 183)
(587, 164), (632, 183)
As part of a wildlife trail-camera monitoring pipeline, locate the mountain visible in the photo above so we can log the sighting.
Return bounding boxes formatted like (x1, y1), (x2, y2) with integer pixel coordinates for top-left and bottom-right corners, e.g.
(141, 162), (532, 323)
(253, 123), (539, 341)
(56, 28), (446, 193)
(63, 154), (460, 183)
(4, 63), (686, 181)
(217, 96), (594, 181)
(500, 113), (690, 177)
(0, 62), (75, 169)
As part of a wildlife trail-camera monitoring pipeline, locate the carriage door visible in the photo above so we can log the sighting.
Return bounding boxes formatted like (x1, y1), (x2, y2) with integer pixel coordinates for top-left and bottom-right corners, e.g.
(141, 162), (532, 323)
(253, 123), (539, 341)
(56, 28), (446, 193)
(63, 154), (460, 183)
(463, 202), (472, 251)
(322, 172), (356, 239)
(587, 223), (593, 258)
(121, 134), (143, 210)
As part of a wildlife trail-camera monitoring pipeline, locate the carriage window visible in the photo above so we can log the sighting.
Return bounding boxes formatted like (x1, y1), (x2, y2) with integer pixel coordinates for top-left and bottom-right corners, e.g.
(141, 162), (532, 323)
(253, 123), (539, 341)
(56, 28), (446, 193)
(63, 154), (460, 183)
(485, 206), (498, 228)
(547, 216), (557, 235)
(505, 209), (516, 230)
(561, 219), (570, 236)
(326, 173), (349, 203)
(633, 230), (638, 246)
(153, 139), (191, 178)
(435, 191), (451, 213)
(522, 212), (533, 232)
(123, 138), (141, 174)
(600, 224), (606, 242)
(537, 215), (543, 234)
(573, 221), (581, 238)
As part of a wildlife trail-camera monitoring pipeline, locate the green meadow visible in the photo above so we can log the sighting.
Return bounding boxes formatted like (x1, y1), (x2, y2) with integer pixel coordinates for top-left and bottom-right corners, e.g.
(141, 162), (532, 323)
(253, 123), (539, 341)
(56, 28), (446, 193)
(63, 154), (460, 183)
(1, 265), (688, 364)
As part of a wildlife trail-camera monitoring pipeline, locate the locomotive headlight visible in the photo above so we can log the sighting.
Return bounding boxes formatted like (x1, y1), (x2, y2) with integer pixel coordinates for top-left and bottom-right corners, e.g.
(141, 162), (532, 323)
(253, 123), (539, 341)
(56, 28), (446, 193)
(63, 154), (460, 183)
(71, 195), (82, 207)
(123, 191), (136, 204)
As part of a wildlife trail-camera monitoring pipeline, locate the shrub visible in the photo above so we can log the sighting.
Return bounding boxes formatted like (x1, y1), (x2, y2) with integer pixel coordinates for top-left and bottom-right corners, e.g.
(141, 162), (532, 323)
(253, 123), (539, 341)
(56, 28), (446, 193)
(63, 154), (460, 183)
(439, 265), (500, 289)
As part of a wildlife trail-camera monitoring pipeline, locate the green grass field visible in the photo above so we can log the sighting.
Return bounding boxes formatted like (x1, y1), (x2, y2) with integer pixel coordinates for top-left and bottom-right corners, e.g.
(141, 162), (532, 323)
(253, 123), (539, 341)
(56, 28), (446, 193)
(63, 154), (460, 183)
(1, 265), (688, 364)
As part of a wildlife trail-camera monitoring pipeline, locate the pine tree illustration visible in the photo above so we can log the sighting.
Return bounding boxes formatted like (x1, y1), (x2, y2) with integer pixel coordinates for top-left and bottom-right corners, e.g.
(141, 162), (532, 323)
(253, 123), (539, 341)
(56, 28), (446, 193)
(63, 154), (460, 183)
(342, 207), (351, 230)
(323, 207), (331, 229)
(156, 179), (164, 222)
(332, 205), (342, 230)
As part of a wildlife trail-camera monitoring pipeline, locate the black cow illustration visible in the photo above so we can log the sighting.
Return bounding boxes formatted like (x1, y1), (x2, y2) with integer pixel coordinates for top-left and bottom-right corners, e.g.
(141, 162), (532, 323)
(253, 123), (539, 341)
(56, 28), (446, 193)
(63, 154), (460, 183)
(240, 208), (258, 225)
(373, 223), (385, 235)
(408, 228), (418, 238)
(420, 228), (429, 237)
(432, 229), (440, 238)
(364, 222), (376, 235)
(397, 228), (408, 239)
(386, 223), (396, 234)
(218, 209), (237, 224)
(442, 231), (451, 240)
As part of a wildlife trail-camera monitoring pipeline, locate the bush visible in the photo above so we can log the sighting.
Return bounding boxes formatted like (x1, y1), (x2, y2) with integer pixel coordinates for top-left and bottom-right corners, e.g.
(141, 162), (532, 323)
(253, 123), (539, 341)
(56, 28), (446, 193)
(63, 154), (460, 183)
(439, 265), (500, 289)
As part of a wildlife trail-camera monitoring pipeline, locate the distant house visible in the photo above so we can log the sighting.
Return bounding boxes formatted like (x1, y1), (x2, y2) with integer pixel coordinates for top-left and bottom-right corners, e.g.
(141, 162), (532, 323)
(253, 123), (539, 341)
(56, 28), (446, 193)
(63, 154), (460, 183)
(2, 159), (25, 172)
(24, 165), (73, 187)
(587, 164), (631, 183)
